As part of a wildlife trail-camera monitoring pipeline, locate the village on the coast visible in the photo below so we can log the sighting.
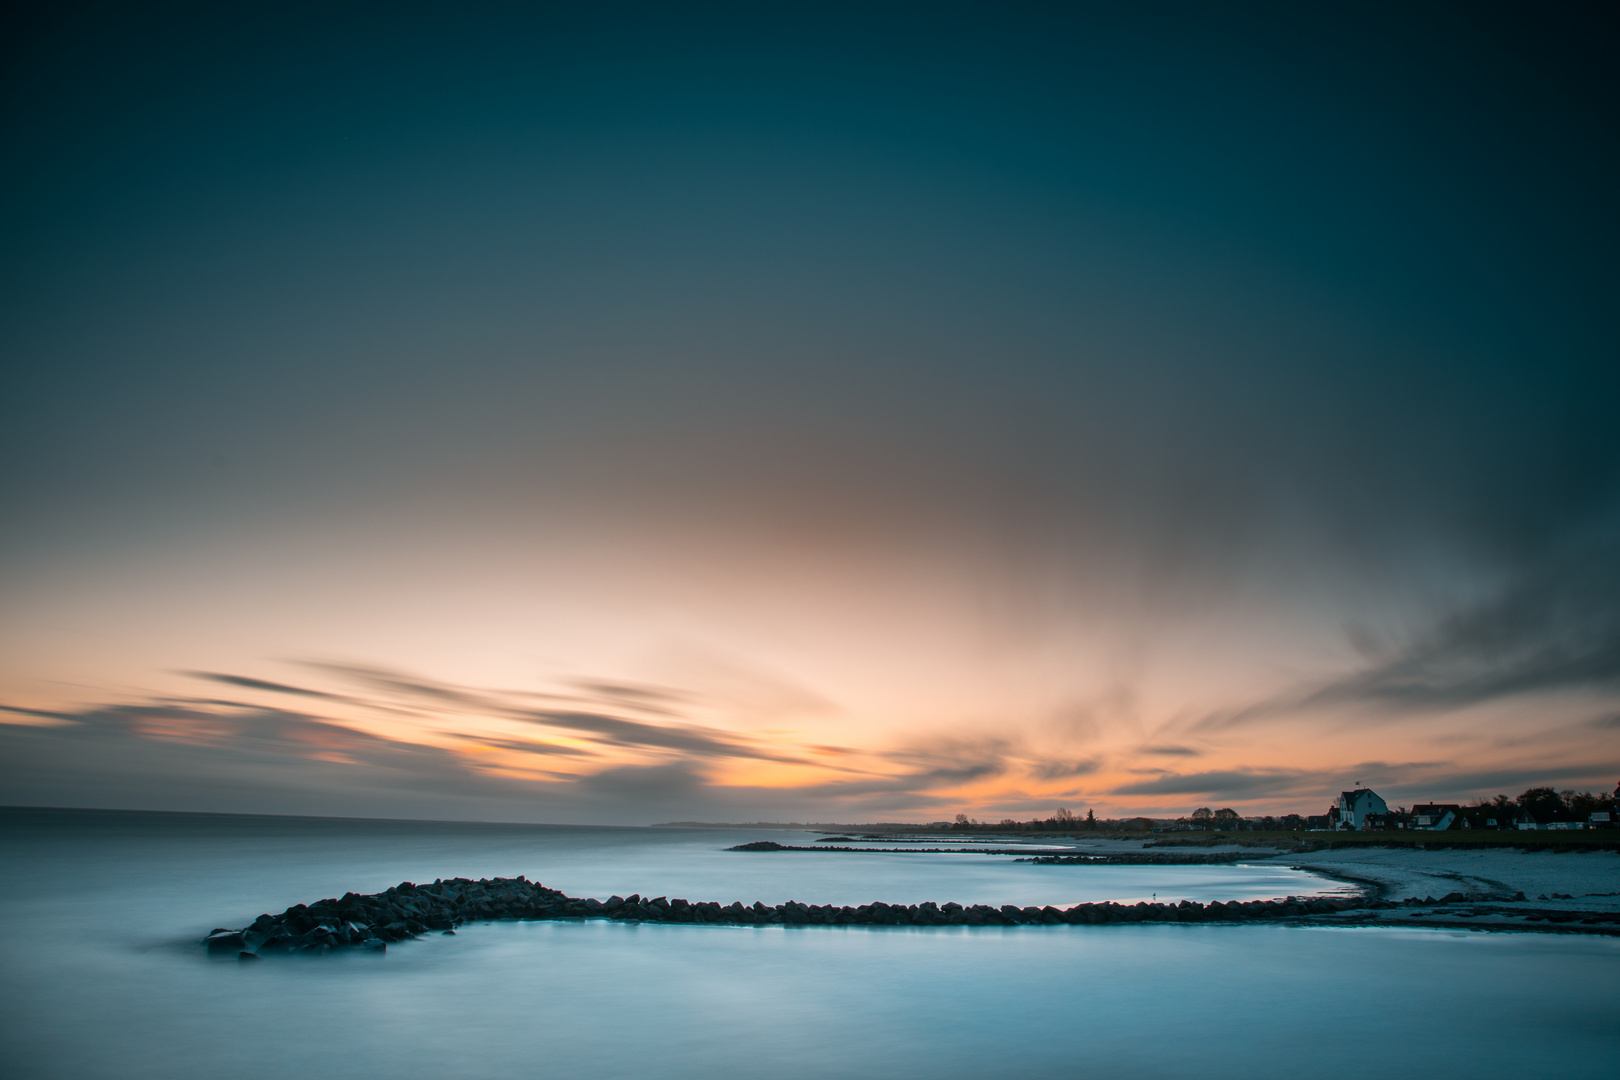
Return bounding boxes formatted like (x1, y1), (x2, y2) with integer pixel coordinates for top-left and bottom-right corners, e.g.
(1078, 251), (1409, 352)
(1288, 783), (1620, 833)
(915, 781), (1620, 835)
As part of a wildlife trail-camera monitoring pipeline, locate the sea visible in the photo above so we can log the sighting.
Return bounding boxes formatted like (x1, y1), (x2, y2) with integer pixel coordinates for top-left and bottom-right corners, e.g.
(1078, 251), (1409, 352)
(2, 807), (1616, 1079)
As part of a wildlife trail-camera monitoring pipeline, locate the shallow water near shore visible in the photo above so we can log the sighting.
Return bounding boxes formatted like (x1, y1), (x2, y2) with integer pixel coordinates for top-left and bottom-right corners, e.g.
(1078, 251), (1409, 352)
(3, 808), (1618, 1079)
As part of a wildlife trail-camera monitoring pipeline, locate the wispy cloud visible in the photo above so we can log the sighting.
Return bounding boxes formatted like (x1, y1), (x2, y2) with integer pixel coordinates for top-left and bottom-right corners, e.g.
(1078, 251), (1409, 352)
(518, 709), (805, 763)
(1028, 759), (1100, 780)
(1193, 543), (1620, 733)
(1310, 550), (1620, 708)
(1109, 768), (1310, 799)
(186, 672), (346, 701)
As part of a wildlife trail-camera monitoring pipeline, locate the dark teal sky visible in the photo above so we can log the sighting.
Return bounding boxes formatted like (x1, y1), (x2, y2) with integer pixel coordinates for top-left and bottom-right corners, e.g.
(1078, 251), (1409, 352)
(2, 2), (1616, 821)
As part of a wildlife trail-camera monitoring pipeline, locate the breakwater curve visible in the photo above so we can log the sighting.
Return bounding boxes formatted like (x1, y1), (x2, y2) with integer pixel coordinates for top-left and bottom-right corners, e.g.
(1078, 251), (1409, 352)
(206, 875), (1393, 958)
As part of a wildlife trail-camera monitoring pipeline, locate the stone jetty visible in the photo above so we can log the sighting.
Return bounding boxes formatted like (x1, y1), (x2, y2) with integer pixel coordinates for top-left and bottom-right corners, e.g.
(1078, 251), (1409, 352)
(204, 877), (1620, 958)
(205, 875), (1406, 958)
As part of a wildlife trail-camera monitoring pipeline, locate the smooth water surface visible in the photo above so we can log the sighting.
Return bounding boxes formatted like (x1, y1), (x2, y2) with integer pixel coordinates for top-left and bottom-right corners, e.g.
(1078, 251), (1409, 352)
(3, 808), (1616, 1079)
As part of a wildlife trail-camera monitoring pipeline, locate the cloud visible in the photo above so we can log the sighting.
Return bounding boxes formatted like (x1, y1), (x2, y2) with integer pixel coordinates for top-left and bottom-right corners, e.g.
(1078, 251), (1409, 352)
(186, 672), (345, 700)
(520, 709), (804, 763)
(0, 704), (78, 726)
(268, 663), (840, 765)
(1191, 542), (1620, 734)
(566, 680), (687, 716)
(1384, 762), (1620, 800)
(1029, 759), (1100, 780)
(299, 661), (495, 710)
(1307, 548), (1620, 709)
(1110, 769), (1310, 799)
(1138, 745), (1200, 757)
(0, 661), (887, 823)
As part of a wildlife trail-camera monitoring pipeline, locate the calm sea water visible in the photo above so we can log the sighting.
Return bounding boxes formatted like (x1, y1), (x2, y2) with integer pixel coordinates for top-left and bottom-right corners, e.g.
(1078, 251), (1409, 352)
(2, 808), (1617, 1079)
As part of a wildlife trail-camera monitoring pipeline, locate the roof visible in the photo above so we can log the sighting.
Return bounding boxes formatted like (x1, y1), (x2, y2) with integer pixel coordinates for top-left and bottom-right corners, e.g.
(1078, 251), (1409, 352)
(1517, 805), (1580, 824)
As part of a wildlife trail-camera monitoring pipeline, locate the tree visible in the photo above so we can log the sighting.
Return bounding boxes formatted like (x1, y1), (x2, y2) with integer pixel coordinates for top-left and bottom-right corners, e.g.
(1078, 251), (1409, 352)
(1190, 807), (1213, 829)
(1213, 808), (1240, 829)
(1518, 788), (1561, 814)
(1085, 809), (1096, 830)
(1568, 791), (1601, 818)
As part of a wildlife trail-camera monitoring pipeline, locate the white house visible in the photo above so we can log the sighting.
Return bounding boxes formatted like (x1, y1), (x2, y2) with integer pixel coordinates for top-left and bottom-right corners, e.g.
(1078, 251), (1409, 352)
(1337, 788), (1388, 830)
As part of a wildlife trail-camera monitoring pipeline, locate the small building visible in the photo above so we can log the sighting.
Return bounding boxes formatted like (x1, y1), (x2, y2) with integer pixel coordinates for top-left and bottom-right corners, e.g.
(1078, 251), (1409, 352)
(1409, 803), (1461, 831)
(1587, 809), (1613, 829)
(1337, 788), (1388, 830)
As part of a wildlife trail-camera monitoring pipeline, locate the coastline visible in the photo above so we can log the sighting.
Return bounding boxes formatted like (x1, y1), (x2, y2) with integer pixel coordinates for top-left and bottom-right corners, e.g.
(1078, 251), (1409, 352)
(204, 856), (1620, 960)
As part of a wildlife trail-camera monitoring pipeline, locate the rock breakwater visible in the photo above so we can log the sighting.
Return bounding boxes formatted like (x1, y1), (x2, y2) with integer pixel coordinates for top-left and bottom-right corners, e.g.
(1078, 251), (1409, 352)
(206, 875), (1405, 958)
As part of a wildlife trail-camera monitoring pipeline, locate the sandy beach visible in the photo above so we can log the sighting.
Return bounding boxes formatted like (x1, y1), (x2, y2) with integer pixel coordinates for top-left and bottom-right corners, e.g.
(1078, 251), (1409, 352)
(1272, 846), (1620, 911)
(1012, 835), (1620, 917)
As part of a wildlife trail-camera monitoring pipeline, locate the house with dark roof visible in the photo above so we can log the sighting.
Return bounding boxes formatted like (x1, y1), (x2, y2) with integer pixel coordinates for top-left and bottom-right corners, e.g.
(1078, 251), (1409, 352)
(1463, 806), (1514, 829)
(1515, 805), (1583, 830)
(1337, 788), (1388, 830)
(1409, 803), (1461, 831)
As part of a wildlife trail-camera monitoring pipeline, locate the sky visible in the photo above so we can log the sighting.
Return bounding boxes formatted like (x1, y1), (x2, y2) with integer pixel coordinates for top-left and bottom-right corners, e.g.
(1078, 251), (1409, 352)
(2, 1), (1617, 825)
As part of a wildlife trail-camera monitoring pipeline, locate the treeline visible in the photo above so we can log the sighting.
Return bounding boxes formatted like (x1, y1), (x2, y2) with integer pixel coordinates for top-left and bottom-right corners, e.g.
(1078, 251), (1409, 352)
(930, 809), (1160, 833)
(1454, 787), (1612, 827)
